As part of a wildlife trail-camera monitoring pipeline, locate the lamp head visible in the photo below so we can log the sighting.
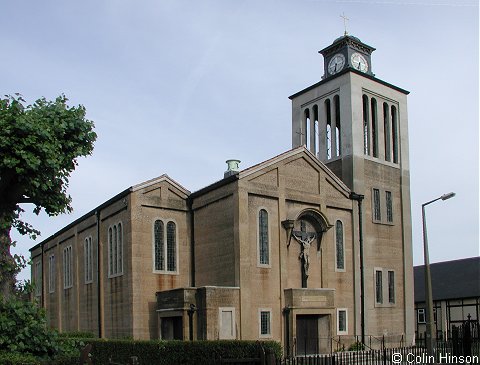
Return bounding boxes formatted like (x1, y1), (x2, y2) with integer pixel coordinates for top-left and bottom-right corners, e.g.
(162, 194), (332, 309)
(441, 192), (456, 201)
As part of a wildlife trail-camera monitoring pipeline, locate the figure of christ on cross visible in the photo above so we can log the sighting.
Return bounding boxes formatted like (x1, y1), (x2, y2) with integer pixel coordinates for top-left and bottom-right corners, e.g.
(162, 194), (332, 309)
(292, 221), (317, 288)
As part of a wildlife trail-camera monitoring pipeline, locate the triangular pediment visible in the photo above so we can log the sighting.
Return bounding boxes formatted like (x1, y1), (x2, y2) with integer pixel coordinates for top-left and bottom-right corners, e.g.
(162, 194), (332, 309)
(132, 174), (190, 199)
(239, 147), (350, 197)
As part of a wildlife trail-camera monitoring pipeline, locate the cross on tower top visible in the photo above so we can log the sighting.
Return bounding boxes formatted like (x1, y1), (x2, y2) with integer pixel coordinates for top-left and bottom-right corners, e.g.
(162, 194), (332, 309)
(340, 13), (349, 36)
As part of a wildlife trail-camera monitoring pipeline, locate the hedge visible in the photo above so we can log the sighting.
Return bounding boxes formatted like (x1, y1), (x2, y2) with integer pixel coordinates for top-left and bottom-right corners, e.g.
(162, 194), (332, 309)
(0, 352), (77, 365)
(1, 339), (282, 365)
(86, 339), (282, 365)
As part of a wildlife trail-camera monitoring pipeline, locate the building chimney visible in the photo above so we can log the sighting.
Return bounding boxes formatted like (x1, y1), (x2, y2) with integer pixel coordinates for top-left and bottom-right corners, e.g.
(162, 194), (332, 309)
(224, 159), (241, 178)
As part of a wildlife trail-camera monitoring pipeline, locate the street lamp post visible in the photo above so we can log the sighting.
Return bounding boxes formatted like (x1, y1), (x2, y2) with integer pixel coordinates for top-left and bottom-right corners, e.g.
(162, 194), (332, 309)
(422, 192), (455, 357)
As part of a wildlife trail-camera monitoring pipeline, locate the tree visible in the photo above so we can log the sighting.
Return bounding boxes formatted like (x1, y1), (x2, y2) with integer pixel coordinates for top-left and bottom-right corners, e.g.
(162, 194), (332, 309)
(0, 94), (96, 297)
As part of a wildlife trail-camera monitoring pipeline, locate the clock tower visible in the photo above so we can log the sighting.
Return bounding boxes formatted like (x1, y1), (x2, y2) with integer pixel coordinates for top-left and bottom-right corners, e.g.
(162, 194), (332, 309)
(289, 35), (414, 344)
(321, 35), (375, 78)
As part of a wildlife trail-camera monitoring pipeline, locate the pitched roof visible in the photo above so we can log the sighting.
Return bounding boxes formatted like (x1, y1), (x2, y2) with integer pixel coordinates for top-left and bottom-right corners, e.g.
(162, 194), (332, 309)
(414, 257), (480, 303)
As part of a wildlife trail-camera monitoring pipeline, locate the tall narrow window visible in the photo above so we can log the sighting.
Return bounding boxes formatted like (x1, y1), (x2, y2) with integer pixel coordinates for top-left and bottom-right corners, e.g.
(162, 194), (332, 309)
(48, 255), (55, 293)
(34, 260), (42, 297)
(313, 105), (319, 156)
(154, 220), (165, 271)
(375, 270), (383, 304)
(304, 109), (310, 150)
(325, 99), (332, 159)
(391, 106), (398, 163)
(383, 102), (391, 161)
(334, 95), (341, 157)
(335, 220), (344, 270)
(108, 227), (113, 276)
(388, 270), (395, 304)
(259, 310), (271, 337)
(108, 223), (123, 277)
(373, 188), (381, 221)
(362, 95), (370, 155)
(258, 209), (269, 265)
(386, 191), (393, 223)
(167, 221), (176, 271)
(113, 225), (118, 274)
(153, 220), (177, 273)
(63, 246), (73, 289)
(337, 309), (348, 334)
(84, 236), (93, 284)
(371, 98), (378, 157)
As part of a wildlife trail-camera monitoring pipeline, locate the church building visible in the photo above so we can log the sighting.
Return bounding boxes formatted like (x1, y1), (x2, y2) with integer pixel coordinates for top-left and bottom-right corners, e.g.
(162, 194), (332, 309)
(30, 34), (414, 355)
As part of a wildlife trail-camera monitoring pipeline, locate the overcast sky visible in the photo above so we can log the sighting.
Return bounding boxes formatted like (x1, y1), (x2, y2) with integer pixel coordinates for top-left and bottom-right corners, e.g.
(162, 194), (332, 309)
(2, 0), (478, 283)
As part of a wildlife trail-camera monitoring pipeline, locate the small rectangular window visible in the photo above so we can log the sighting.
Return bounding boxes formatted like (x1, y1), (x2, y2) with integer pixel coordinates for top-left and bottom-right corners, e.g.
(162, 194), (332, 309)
(388, 270), (395, 304)
(337, 309), (348, 335)
(373, 189), (381, 221)
(386, 191), (393, 223)
(417, 308), (426, 324)
(375, 270), (383, 304)
(48, 255), (55, 293)
(260, 310), (271, 337)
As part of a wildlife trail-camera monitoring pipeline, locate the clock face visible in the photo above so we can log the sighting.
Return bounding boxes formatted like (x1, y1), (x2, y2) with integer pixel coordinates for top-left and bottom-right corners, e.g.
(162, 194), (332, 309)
(351, 53), (368, 73)
(328, 53), (346, 75)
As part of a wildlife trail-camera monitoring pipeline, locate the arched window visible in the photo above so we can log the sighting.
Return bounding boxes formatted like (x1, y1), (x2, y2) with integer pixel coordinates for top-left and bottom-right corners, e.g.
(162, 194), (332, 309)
(153, 220), (177, 273)
(362, 95), (370, 155)
(167, 222), (176, 272)
(325, 99), (332, 159)
(335, 220), (345, 270)
(113, 225), (118, 274)
(371, 98), (378, 158)
(334, 95), (341, 157)
(108, 227), (113, 276)
(108, 222), (123, 277)
(304, 108), (310, 150)
(117, 223), (123, 274)
(154, 220), (164, 271)
(313, 105), (319, 156)
(258, 209), (269, 265)
(391, 106), (398, 163)
(383, 102), (391, 161)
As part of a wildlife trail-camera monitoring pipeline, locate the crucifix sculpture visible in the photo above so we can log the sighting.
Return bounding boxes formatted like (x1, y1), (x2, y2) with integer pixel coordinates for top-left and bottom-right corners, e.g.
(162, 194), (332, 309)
(292, 220), (317, 288)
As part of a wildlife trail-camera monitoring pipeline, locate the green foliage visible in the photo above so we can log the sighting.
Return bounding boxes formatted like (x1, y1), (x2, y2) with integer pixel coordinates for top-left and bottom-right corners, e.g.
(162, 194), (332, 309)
(0, 93), (96, 230)
(0, 297), (61, 357)
(0, 351), (78, 365)
(0, 93), (96, 296)
(58, 331), (95, 338)
(348, 341), (365, 351)
(0, 351), (39, 365)
(81, 339), (282, 365)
